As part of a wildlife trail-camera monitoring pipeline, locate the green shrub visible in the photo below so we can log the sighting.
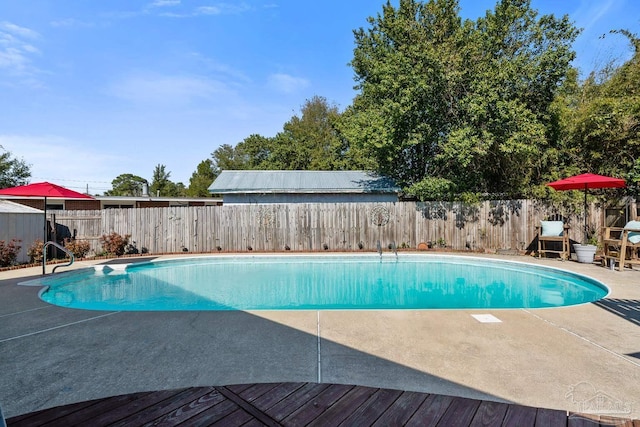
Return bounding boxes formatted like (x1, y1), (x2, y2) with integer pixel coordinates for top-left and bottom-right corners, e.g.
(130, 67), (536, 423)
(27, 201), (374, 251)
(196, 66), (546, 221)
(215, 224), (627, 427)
(405, 177), (456, 201)
(0, 239), (22, 267)
(99, 232), (131, 256)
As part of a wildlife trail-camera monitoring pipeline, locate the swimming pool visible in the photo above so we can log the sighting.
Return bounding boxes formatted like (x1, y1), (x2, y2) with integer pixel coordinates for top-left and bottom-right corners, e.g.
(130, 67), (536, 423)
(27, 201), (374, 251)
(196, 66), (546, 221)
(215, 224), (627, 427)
(31, 255), (608, 311)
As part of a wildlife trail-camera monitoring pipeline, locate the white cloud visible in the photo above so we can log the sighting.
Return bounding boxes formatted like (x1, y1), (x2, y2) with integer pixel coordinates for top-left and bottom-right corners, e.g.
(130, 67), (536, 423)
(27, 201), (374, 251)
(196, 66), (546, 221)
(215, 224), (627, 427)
(0, 47), (29, 70)
(0, 21), (39, 39)
(186, 51), (251, 83)
(267, 73), (309, 94)
(196, 4), (250, 15)
(569, 0), (634, 74)
(195, 6), (222, 15)
(150, 0), (181, 7)
(155, 3), (251, 18)
(0, 134), (123, 194)
(0, 21), (40, 76)
(0, 21), (39, 72)
(108, 73), (232, 106)
(50, 18), (96, 28)
(572, 0), (616, 33)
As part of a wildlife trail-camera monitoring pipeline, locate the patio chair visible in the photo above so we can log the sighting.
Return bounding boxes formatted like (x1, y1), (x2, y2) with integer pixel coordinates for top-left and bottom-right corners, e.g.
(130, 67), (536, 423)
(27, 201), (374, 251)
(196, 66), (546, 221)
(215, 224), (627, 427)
(604, 220), (640, 270)
(536, 220), (570, 260)
(602, 226), (624, 268)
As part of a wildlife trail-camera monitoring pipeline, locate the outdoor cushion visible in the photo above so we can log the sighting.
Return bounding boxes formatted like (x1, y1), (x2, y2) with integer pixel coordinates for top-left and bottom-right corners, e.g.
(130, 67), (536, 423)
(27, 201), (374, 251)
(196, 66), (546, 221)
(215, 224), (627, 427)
(540, 221), (564, 237)
(624, 220), (640, 244)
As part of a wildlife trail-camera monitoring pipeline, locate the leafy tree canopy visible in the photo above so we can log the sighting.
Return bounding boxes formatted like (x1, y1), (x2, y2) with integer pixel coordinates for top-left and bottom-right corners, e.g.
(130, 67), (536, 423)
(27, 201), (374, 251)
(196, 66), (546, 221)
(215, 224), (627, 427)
(186, 159), (216, 197)
(211, 143), (251, 173)
(104, 174), (148, 196)
(0, 145), (31, 188)
(568, 30), (640, 181)
(208, 96), (373, 174)
(340, 0), (579, 200)
(267, 95), (370, 170)
(149, 164), (185, 197)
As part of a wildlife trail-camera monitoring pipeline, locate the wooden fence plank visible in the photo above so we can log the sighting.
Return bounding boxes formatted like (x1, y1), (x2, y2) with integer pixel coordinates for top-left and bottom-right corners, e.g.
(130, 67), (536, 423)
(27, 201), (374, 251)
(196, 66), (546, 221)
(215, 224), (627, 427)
(50, 200), (609, 256)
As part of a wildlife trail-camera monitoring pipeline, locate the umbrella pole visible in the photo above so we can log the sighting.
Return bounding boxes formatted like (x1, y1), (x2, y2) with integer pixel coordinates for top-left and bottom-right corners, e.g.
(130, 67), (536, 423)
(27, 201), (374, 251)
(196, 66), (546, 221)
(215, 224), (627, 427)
(43, 197), (47, 275)
(584, 186), (588, 244)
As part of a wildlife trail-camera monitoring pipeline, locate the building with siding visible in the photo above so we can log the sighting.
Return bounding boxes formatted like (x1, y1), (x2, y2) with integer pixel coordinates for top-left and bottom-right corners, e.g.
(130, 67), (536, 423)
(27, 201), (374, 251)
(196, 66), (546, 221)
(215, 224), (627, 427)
(0, 200), (43, 264)
(1, 195), (221, 210)
(208, 170), (400, 204)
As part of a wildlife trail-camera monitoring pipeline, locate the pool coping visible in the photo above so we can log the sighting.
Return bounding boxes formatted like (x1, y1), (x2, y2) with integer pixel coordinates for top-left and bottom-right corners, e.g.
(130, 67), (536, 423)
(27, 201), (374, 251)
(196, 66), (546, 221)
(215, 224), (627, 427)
(1, 252), (639, 420)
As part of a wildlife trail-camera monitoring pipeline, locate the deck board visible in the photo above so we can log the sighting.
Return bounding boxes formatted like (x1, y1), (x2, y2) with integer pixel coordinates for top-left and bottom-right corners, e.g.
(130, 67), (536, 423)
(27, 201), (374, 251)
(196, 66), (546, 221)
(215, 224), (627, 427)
(305, 385), (378, 426)
(339, 387), (404, 426)
(281, 383), (354, 426)
(535, 407), (569, 426)
(469, 400), (509, 426)
(265, 382), (331, 422)
(436, 396), (482, 426)
(205, 408), (254, 427)
(7, 397), (100, 426)
(251, 382), (306, 412)
(406, 393), (455, 425)
(217, 386), (280, 427)
(133, 388), (226, 427)
(105, 387), (218, 427)
(6, 383), (639, 426)
(371, 391), (428, 426)
(57, 392), (154, 426)
(172, 398), (240, 427)
(235, 382), (282, 403)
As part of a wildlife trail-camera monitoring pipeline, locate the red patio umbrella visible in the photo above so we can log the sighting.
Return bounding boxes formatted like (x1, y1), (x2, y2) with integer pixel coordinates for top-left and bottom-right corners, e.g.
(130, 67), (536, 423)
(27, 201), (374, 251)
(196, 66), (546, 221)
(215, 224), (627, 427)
(0, 182), (93, 273)
(546, 173), (626, 243)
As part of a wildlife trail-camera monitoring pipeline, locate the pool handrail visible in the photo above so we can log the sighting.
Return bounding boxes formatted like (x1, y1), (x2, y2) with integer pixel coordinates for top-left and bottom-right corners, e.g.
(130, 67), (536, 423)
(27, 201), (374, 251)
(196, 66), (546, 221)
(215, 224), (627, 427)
(43, 241), (75, 275)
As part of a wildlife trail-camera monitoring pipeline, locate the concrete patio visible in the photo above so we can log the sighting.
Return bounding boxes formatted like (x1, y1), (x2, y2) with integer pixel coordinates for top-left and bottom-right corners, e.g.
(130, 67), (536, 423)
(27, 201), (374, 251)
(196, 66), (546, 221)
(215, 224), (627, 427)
(1, 253), (639, 421)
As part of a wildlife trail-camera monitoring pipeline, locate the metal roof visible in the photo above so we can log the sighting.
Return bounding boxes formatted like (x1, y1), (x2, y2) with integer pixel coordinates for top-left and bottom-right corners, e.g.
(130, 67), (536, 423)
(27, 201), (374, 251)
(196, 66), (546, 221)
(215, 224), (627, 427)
(95, 196), (221, 202)
(208, 171), (400, 194)
(0, 200), (43, 214)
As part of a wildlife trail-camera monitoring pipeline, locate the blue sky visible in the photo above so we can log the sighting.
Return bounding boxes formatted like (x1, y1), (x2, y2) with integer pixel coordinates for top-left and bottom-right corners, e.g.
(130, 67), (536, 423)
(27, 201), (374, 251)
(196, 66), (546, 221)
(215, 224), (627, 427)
(1, 0), (638, 195)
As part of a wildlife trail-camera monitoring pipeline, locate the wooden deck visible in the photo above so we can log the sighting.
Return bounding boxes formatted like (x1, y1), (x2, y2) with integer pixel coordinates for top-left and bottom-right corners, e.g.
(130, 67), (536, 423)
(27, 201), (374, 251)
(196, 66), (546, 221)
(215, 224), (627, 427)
(6, 383), (639, 426)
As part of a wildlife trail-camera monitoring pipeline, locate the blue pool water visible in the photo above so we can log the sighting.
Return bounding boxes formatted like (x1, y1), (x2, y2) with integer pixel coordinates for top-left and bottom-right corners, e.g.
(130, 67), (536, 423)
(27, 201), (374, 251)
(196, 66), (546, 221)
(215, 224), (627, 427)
(34, 255), (608, 311)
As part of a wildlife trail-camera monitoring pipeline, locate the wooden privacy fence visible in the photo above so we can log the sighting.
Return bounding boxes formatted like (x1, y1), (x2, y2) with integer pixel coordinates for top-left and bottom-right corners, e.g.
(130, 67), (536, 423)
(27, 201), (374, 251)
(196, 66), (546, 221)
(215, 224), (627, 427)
(50, 200), (622, 255)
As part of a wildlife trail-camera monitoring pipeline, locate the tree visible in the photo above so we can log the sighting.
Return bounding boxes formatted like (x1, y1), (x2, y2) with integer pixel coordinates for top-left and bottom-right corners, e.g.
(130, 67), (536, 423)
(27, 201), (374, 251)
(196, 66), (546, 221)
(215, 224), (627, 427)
(186, 159), (216, 197)
(211, 144), (251, 173)
(149, 164), (184, 197)
(104, 174), (148, 196)
(171, 181), (186, 197)
(341, 0), (579, 200)
(341, 0), (465, 189)
(564, 30), (640, 182)
(0, 145), (31, 188)
(268, 96), (367, 170)
(447, 0), (579, 198)
(150, 164), (171, 196)
(207, 96), (373, 174)
(235, 134), (274, 169)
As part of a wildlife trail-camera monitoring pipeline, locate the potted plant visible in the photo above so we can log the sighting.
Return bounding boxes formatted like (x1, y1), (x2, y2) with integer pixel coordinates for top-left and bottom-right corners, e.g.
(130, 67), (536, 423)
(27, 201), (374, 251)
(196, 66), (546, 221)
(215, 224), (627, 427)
(573, 225), (598, 264)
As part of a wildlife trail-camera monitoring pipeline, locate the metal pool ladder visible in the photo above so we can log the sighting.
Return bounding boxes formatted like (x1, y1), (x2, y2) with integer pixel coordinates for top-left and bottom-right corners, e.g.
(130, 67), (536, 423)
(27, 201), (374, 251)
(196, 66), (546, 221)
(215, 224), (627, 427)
(42, 241), (74, 275)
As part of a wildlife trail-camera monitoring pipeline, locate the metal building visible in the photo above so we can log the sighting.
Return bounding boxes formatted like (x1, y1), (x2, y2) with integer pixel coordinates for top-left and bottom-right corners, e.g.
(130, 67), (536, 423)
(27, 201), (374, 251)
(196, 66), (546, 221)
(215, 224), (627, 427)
(0, 200), (43, 264)
(208, 170), (400, 204)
